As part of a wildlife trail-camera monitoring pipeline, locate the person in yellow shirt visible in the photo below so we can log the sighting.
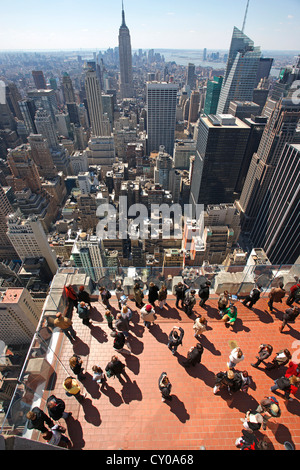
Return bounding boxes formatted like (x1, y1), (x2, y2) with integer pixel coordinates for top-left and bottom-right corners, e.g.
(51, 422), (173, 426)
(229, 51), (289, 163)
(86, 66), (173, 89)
(63, 376), (86, 403)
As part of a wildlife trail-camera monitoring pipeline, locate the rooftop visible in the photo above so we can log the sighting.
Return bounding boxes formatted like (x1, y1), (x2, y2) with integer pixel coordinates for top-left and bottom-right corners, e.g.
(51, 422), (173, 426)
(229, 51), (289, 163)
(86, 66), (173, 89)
(8, 268), (300, 451)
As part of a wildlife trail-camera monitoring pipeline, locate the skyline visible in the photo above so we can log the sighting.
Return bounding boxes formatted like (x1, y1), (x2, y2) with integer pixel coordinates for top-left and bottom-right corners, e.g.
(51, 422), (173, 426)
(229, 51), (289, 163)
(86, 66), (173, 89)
(0, 0), (299, 52)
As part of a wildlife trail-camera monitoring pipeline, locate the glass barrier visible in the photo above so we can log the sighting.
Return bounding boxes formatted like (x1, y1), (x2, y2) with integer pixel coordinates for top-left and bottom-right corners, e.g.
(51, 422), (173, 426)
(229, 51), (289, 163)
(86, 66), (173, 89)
(0, 263), (299, 440)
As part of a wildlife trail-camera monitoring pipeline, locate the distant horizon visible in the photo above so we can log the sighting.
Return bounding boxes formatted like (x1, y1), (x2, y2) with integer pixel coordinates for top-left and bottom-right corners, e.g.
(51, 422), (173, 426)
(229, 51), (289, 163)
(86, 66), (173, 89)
(0, 48), (298, 54)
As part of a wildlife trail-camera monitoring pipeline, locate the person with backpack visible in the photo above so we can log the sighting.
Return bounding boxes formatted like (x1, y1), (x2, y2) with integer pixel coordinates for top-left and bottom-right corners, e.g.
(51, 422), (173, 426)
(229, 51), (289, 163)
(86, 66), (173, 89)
(279, 306), (300, 333)
(242, 285), (262, 309)
(183, 289), (196, 316)
(174, 282), (189, 309)
(99, 286), (112, 309)
(198, 280), (211, 308)
(270, 375), (300, 401)
(255, 396), (281, 430)
(267, 283), (286, 313)
(167, 326), (184, 355)
(286, 279), (300, 306)
(77, 301), (92, 327)
(105, 355), (126, 382)
(158, 372), (172, 402)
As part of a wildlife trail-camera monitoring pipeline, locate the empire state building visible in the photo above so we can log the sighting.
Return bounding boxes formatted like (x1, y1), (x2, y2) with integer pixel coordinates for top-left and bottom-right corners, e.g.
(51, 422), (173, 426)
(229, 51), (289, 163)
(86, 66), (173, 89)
(118, 2), (134, 99)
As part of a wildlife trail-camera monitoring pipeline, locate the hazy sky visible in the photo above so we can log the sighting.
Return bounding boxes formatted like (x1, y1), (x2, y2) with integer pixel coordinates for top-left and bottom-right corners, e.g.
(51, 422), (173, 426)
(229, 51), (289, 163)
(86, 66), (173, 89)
(0, 0), (299, 51)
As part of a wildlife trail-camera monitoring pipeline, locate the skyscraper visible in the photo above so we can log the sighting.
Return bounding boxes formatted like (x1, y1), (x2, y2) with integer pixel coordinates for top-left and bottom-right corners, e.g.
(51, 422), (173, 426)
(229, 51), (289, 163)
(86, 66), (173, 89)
(204, 76), (223, 115)
(187, 63), (196, 89)
(190, 114), (250, 209)
(34, 108), (59, 150)
(84, 66), (110, 137)
(249, 143), (300, 264)
(32, 70), (47, 90)
(118, 2), (134, 99)
(217, 27), (261, 114)
(0, 287), (40, 345)
(61, 72), (76, 104)
(28, 134), (57, 179)
(146, 82), (177, 156)
(237, 98), (300, 232)
(188, 90), (200, 125)
(0, 186), (18, 260)
(7, 214), (58, 275)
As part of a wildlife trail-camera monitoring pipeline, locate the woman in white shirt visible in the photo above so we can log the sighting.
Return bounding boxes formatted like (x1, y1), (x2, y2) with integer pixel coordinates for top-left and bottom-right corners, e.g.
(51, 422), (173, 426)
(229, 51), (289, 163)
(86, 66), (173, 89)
(227, 347), (244, 369)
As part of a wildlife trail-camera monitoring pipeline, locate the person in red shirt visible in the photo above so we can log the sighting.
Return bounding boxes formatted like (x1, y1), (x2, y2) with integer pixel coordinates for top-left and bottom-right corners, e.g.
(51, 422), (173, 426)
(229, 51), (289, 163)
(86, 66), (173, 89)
(286, 280), (300, 306)
(64, 284), (78, 317)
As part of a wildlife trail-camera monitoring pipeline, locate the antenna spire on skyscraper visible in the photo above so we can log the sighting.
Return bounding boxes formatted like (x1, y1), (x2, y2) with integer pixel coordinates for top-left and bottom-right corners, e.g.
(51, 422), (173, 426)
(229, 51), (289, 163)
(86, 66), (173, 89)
(242, 0), (250, 33)
(121, 0), (126, 27)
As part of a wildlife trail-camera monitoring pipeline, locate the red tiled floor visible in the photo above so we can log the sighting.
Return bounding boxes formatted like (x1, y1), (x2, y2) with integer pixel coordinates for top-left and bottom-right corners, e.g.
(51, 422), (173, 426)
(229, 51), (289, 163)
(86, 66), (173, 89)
(44, 295), (300, 450)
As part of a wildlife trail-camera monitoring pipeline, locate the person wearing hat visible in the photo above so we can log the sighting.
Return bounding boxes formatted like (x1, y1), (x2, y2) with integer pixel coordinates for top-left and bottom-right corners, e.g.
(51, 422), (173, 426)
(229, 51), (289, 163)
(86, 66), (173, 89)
(255, 397), (281, 430)
(78, 285), (92, 307)
(140, 304), (156, 328)
(54, 312), (77, 342)
(240, 410), (263, 432)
